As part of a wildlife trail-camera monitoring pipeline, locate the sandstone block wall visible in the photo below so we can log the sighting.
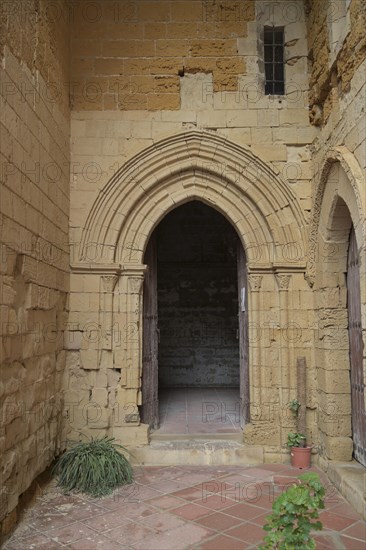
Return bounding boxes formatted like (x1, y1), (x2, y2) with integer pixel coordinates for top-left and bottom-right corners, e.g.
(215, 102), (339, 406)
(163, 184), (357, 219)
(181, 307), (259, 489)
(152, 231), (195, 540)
(305, 0), (366, 465)
(67, 0), (318, 457)
(70, 0), (255, 111)
(0, 0), (70, 529)
(306, 0), (366, 126)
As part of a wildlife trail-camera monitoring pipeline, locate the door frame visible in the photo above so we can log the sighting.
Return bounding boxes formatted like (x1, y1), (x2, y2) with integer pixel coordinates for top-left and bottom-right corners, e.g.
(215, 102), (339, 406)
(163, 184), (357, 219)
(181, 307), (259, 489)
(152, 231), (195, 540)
(141, 213), (250, 432)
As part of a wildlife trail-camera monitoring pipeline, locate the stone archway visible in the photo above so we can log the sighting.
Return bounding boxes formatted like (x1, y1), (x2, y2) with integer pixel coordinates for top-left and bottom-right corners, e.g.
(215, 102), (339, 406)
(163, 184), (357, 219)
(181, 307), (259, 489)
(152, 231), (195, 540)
(141, 200), (247, 436)
(71, 131), (308, 448)
(310, 148), (366, 463)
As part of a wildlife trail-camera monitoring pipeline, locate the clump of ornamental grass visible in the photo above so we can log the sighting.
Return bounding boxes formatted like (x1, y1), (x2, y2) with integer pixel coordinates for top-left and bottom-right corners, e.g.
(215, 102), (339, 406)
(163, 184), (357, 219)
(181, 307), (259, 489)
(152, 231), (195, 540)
(53, 436), (133, 497)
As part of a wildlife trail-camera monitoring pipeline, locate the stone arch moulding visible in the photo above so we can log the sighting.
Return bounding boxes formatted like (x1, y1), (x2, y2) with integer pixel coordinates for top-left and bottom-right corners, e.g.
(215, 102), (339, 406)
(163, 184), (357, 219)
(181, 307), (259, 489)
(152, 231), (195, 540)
(75, 131), (307, 273)
(305, 146), (366, 287)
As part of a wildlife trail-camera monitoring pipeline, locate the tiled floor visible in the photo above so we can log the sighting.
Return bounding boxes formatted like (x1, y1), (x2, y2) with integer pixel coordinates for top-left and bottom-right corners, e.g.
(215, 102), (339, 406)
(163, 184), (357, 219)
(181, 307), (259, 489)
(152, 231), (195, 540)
(157, 387), (241, 434)
(4, 464), (366, 549)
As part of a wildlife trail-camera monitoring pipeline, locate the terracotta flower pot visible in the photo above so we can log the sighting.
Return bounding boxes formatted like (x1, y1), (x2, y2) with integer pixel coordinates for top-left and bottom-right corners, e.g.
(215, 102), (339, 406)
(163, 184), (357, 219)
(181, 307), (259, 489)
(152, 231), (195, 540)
(290, 446), (312, 469)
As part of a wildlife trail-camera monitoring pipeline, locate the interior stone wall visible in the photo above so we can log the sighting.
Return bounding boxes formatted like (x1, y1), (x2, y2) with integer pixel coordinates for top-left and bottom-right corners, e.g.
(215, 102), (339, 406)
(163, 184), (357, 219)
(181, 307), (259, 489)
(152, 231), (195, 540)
(0, 0), (70, 531)
(156, 201), (240, 388)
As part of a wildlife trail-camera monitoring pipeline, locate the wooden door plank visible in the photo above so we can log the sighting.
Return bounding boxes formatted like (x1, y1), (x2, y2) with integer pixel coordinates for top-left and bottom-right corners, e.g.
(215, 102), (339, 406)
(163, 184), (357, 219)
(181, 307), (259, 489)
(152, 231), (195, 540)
(237, 242), (249, 427)
(141, 232), (159, 430)
(347, 227), (366, 466)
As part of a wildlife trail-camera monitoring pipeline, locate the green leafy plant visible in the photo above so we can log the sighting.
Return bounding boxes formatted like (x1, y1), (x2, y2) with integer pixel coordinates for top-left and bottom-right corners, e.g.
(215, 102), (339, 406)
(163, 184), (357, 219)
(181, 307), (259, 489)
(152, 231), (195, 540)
(289, 399), (301, 415)
(259, 472), (325, 550)
(53, 436), (133, 497)
(287, 432), (307, 448)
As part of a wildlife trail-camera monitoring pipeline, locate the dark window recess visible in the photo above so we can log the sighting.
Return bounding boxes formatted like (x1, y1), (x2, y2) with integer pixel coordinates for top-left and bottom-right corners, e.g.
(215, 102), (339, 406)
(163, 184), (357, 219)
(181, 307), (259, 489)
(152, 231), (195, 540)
(264, 27), (285, 95)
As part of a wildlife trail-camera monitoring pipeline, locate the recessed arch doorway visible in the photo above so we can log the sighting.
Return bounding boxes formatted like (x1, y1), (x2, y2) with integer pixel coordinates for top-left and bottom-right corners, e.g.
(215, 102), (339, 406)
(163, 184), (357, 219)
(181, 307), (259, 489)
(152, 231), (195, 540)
(141, 200), (249, 435)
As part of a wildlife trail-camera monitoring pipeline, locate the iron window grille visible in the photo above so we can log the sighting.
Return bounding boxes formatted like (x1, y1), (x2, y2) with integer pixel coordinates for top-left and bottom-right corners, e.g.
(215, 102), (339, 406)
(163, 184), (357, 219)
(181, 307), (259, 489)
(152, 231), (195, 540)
(264, 26), (285, 95)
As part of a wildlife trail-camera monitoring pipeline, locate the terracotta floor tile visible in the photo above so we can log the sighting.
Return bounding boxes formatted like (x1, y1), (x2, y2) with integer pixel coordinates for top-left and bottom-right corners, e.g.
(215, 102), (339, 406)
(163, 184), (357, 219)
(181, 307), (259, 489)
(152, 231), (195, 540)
(239, 468), (273, 480)
(176, 474), (221, 485)
(340, 534), (366, 549)
(67, 534), (127, 549)
(171, 486), (204, 501)
(136, 523), (214, 550)
(147, 479), (191, 494)
(198, 534), (250, 549)
(5, 522), (37, 540)
(170, 503), (212, 520)
(56, 502), (108, 521)
(199, 494), (237, 511)
(141, 511), (187, 532)
(273, 475), (299, 485)
(81, 510), (130, 533)
(199, 480), (235, 494)
(28, 511), (76, 532)
(147, 494), (185, 509)
(259, 464), (289, 472)
(320, 511), (357, 531)
(104, 522), (156, 544)
(219, 474), (254, 486)
(107, 502), (158, 520)
(96, 487), (141, 509)
(47, 521), (99, 544)
(44, 491), (85, 507)
(131, 532), (183, 550)
(341, 521), (366, 540)
(225, 521), (265, 544)
(240, 493), (275, 510)
(330, 502), (363, 519)
(4, 533), (62, 549)
(223, 502), (265, 521)
(194, 511), (243, 531)
(4, 464), (365, 550)
(131, 485), (163, 500)
(251, 512), (271, 527)
(313, 533), (341, 549)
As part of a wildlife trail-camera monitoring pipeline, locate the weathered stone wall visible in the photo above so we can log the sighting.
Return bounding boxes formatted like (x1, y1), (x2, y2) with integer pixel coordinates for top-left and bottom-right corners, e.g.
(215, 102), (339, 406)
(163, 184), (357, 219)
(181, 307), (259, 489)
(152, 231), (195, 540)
(306, 0), (366, 126)
(306, 0), (366, 466)
(67, 0), (316, 457)
(0, 0), (70, 530)
(70, 0), (255, 110)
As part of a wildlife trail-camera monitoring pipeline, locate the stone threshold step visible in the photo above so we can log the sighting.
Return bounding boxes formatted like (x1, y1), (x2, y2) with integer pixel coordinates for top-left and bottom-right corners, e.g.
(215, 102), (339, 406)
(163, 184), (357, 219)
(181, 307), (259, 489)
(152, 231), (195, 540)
(127, 439), (264, 466)
(150, 432), (243, 442)
(326, 460), (366, 519)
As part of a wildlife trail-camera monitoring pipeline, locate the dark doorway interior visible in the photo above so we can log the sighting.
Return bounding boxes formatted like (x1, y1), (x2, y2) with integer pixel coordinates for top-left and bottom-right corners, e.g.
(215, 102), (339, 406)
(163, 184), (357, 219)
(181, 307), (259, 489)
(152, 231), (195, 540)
(141, 200), (248, 435)
(157, 201), (240, 388)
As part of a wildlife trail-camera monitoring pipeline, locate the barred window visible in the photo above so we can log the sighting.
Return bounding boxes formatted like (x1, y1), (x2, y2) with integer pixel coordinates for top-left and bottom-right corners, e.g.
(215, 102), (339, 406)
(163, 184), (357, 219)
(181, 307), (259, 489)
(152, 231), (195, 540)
(264, 27), (285, 95)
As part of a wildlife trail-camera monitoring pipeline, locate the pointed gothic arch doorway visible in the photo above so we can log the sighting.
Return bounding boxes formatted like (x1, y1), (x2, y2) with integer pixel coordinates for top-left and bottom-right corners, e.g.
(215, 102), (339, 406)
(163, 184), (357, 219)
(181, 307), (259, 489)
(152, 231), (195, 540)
(140, 201), (249, 435)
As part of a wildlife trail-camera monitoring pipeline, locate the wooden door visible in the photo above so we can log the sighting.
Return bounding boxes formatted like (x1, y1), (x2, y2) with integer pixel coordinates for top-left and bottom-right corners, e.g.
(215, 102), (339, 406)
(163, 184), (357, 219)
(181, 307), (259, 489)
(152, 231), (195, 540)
(347, 227), (366, 466)
(141, 233), (159, 430)
(237, 243), (249, 428)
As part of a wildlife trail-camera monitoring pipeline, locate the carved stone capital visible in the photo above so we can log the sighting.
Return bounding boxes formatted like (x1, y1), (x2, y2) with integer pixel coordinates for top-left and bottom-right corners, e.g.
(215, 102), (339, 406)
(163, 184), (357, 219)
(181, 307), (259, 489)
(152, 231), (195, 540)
(128, 276), (144, 294)
(248, 274), (263, 291)
(276, 274), (291, 290)
(101, 274), (118, 292)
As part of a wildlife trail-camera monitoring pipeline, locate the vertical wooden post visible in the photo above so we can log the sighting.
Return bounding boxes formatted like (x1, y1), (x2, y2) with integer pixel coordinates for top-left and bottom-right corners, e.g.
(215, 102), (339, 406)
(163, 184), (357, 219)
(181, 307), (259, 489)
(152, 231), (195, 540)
(297, 356), (306, 435)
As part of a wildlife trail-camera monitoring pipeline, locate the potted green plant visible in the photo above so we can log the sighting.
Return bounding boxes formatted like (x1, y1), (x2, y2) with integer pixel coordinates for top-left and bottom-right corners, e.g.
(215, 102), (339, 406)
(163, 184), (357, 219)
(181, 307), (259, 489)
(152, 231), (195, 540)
(259, 472), (325, 549)
(287, 432), (312, 469)
(53, 436), (133, 497)
(289, 398), (301, 416)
